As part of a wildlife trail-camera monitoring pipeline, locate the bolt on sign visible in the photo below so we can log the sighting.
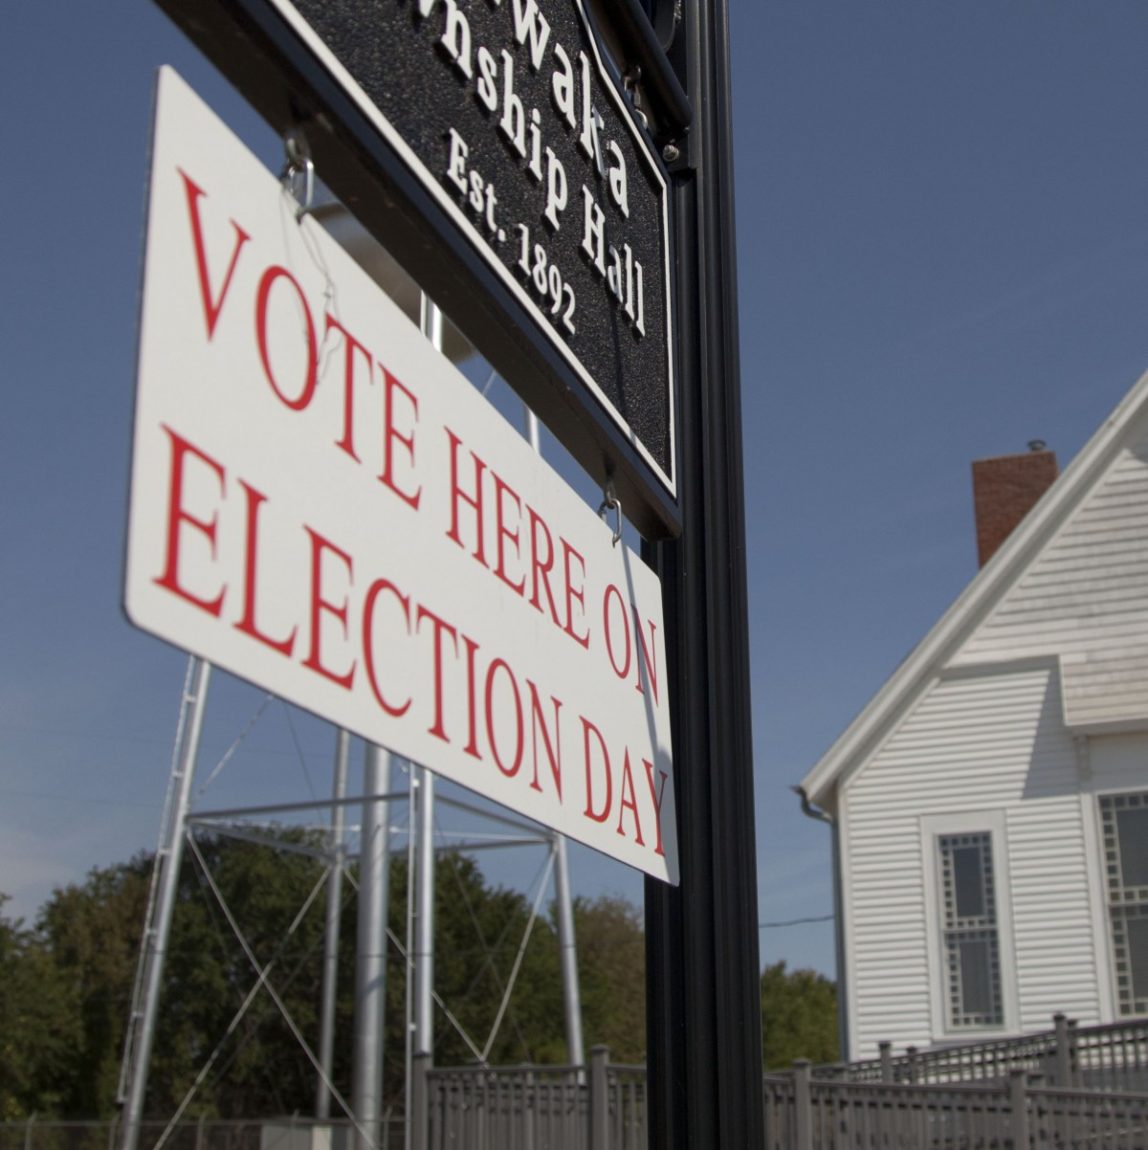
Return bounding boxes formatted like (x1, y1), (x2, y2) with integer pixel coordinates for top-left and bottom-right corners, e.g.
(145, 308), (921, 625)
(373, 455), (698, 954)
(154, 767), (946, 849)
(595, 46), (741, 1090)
(153, 0), (678, 532)
(126, 68), (679, 882)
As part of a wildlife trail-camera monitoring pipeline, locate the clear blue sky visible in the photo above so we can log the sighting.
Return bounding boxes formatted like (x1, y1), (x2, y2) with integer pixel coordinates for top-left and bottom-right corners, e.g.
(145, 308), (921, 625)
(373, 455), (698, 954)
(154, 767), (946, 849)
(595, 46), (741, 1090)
(4, 1), (1148, 983)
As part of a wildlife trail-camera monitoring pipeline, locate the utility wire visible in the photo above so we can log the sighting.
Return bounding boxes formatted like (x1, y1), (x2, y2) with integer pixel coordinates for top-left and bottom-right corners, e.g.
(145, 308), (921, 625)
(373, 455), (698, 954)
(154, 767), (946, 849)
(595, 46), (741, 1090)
(759, 914), (834, 929)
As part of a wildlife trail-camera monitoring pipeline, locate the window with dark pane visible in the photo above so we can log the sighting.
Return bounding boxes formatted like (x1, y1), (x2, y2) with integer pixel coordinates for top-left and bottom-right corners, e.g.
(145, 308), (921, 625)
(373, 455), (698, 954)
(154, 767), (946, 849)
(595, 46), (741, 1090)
(1100, 794), (1148, 1016)
(938, 832), (1002, 1028)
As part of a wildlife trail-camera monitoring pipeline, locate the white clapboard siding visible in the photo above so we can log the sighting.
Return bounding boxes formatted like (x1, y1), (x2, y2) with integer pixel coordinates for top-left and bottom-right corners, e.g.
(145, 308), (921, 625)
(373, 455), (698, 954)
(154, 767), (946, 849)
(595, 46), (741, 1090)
(1008, 800), (1102, 1032)
(843, 667), (1097, 1057)
(1089, 731), (1148, 789)
(955, 438), (1148, 728)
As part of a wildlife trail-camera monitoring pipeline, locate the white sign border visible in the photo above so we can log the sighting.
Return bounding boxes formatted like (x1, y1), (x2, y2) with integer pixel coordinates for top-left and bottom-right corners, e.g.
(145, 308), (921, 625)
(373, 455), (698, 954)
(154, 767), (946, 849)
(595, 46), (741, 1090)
(127, 66), (679, 884)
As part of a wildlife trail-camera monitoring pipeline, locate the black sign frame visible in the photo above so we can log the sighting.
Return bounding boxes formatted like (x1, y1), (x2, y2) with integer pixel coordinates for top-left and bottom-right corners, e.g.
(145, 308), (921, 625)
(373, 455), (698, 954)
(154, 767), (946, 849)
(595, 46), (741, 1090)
(154, 0), (680, 537)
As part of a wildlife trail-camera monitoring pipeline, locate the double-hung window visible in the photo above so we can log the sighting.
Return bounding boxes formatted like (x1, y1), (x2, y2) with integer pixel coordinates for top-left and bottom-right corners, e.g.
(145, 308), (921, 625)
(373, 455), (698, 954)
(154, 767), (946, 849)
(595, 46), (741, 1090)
(922, 811), (1015, 1037)
(1099, 792), (1148, 1016)
(937, 831), (1004, 1029)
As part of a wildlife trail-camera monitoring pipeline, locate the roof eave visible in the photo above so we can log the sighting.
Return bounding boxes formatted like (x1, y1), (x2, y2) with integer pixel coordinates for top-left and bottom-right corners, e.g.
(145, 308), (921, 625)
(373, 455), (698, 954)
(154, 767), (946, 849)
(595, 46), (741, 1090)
(798, 368), (1148, 809)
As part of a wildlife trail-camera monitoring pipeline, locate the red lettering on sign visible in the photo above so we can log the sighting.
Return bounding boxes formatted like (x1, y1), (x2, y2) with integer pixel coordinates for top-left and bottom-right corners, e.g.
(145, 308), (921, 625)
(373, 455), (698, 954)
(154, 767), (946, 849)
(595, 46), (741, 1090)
(603, 586), (660, 707)
(615, 750), (644, 845)
(643, 758), (669, 858)
(633, 607), (659, 706)
(362, 577), (412, 717)
(603, 583), (631, 681)
(380, 368), (422, 510)
(256, 266), (318, 412)
(561, 540), (590, 648)
(485, 657), (524, 779)
(324, 314), (372, 463)
(179, 169), (249, 340)
(493, 473), (525, 595)
(528, 682), (563, 800)
(416, 604), (459, 742)
(445, 428), (487, 567)
(153, 425), (227, 617)
(234, 480), (296, 655)
(528, 506), (560, 626)
(581, 717), (612, 823)
(302, 529), (355, 689)
(462, 633), (482, 759)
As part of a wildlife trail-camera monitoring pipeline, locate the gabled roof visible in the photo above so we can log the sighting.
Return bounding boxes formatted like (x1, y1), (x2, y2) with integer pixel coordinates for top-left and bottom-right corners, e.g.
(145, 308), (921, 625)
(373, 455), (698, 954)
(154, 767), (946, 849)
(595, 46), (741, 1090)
(799, 369), (1148, 809)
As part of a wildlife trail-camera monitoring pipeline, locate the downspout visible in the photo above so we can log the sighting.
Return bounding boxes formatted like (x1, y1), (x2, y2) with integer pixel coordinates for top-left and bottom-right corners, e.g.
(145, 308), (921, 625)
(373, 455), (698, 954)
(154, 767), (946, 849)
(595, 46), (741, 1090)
(794, 786), (850, 1062)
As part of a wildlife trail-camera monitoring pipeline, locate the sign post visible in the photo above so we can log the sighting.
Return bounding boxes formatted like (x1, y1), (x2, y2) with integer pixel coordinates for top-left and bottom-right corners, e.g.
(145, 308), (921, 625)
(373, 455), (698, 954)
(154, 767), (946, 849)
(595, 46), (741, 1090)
(643, 1), (765, 1146)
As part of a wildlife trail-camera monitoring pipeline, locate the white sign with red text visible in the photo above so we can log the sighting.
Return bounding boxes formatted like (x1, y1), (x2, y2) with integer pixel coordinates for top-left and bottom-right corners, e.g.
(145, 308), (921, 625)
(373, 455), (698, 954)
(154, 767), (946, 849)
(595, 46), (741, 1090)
(126, 68), (678, 883)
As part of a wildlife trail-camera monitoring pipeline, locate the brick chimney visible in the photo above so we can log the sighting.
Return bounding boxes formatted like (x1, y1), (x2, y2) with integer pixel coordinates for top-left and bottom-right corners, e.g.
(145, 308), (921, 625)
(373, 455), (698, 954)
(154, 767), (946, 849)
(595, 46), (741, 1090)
(972, 441), (1059, 567)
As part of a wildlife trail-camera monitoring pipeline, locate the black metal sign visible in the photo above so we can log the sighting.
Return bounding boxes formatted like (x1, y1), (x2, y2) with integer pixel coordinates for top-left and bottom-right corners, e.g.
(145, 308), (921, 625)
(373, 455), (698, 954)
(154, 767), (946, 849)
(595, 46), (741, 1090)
(158, 0), (677, 524)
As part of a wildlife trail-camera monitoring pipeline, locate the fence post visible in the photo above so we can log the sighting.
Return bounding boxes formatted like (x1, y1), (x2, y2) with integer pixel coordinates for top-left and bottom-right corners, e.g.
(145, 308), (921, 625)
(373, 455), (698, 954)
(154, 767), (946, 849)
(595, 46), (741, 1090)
(1053, 1014), (1072, 1088)
(793, 1060), (813, 1150)
(411, 1052), (429, 1150)
(1009, 1070), (1029, 1149)
(879, 1042), (893, 1084)
(590, 1045), (610, 1150)
(24, 1113), (35, 1150)
(906, 1046), (919, 1085)
(520, 1065), (536, 1150)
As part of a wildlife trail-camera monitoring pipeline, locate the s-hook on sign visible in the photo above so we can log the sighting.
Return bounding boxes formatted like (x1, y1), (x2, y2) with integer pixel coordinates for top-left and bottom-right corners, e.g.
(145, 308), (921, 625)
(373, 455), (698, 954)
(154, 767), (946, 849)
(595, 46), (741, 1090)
(154, 0), (678, 532)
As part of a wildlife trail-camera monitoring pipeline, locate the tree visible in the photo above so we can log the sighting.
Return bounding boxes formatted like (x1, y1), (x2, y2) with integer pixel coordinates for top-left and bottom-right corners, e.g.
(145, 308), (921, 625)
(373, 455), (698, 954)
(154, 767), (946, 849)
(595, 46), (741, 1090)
(760, 961), (838, 1070)
(574, 896), (645, 1063)
(420, 852), (564, 1073)
(28, 836), (330, 1120)
(34, 860), (151, 1117)
(4, 837), (654, 1120)
(0, 896), (82, 1119)
(150, 832), (330, 1119)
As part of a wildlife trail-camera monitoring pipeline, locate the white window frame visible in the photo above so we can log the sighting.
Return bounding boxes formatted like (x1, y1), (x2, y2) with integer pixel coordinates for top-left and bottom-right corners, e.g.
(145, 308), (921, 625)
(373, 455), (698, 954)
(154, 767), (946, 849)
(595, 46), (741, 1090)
(921, 810), (1019, 1039)
(1097, 790), (1148, 1017)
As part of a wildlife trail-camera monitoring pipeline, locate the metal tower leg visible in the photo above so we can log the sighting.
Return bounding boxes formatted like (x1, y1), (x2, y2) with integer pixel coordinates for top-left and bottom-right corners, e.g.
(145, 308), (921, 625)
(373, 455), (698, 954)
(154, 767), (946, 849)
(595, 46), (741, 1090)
(317, 728), (350, 1119)
(352, 745), (392, 1150)
(553, 833), (585, 1068)
(413, 767), (435, 1062)
(118, 656), (212, 1150)
(409, 766), (435, 1150)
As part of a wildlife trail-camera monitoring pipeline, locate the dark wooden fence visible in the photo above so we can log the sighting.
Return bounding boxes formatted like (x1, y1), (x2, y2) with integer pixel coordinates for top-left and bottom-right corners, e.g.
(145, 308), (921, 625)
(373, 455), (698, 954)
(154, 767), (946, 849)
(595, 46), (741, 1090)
(766, 1062), (1148, 1149)
(7, 1017), (1148, 1150)
(812, 1014), (1148, 1093)
(423, 1047), (646, 1150)
(0, 1119), (400, 1150)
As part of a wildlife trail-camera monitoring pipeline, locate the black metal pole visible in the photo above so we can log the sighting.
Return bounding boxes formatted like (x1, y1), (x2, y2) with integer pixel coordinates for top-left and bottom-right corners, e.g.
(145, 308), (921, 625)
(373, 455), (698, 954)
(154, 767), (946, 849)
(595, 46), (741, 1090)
(645, 0), (763, 1145)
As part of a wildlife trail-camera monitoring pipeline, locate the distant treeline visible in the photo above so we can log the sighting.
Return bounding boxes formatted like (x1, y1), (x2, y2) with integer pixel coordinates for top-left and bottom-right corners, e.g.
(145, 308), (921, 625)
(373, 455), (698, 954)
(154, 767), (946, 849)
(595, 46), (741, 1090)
(0, 834), (836, 1121)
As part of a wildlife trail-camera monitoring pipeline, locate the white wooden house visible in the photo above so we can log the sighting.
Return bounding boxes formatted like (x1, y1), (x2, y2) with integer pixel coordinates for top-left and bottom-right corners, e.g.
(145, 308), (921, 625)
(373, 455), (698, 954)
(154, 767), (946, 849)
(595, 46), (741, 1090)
(798, 372), (1148, 1062)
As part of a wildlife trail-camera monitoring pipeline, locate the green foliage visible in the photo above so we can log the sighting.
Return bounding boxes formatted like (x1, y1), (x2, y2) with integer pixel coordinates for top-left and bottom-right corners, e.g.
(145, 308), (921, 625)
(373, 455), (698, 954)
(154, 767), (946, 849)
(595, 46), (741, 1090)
(0, 838), (651, 1121)
(153, 833), (331, 1118)
(0, 897), (82, 1119)
(574, 896), (645, 1063)
(35, 856), (151, 1117)
(3, 848), (846, 1117)
(421, 853), (565, 1073)
(760, 961), (839, 1070)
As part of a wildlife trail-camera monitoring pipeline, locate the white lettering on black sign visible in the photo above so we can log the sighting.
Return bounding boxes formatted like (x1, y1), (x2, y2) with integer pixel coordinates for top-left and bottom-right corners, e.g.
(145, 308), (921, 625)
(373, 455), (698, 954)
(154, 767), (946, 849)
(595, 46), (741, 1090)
(281, 0), (675, 493)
